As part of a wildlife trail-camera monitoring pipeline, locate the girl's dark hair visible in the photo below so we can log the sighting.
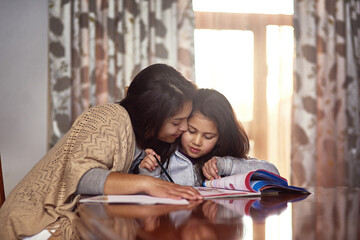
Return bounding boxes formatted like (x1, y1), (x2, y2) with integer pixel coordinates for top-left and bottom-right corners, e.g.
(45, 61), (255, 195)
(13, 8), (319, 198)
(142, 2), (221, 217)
(192, 88), (250, 161)
(119, 63), (197, 161)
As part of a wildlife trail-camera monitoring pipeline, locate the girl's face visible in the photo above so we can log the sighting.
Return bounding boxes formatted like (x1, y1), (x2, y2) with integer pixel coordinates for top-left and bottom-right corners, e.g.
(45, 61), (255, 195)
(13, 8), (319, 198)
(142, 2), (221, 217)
(157, 101), (193, 143)
(181, 112), (219, 158)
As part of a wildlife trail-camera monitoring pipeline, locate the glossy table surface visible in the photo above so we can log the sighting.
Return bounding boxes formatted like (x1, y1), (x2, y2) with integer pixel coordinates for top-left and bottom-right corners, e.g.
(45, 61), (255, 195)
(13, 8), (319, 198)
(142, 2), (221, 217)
(75, 187), (360, 240)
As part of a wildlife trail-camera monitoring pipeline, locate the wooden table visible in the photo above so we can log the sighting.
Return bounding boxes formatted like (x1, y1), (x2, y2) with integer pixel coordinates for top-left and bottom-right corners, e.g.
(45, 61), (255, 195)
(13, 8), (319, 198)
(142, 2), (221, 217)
(75, 187), (360, 240)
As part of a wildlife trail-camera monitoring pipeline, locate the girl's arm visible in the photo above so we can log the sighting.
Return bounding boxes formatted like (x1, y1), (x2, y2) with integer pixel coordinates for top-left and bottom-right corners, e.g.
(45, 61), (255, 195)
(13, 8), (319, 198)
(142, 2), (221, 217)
(203, 156), (280, 180)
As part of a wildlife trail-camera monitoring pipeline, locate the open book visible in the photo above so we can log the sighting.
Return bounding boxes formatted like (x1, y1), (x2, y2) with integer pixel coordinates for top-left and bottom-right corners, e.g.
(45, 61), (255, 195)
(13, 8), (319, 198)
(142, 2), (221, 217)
(194, 186), (261, 199)
(203, 169), (310, 195)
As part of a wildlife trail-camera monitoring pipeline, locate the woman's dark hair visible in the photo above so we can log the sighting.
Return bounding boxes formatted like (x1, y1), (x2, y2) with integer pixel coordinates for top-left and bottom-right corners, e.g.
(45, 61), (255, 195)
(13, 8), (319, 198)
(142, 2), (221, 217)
(119, 63), (197, 160)
(191, 88), (250, 162)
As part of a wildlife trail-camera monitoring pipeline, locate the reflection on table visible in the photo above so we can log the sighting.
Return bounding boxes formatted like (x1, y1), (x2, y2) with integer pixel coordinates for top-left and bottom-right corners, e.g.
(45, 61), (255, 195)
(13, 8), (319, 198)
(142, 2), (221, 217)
(75, 187), (360, 240)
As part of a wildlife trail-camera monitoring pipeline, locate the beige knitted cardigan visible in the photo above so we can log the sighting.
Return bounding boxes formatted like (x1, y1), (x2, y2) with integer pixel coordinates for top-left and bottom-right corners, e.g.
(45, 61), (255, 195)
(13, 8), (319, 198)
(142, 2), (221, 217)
(0, 104), (135, 239)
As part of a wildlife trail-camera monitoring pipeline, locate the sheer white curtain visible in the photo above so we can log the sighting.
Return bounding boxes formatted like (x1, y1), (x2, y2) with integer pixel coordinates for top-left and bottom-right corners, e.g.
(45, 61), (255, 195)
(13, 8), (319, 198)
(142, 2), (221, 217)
(292, 0), (360, 187)
(194, 11), (294, 180)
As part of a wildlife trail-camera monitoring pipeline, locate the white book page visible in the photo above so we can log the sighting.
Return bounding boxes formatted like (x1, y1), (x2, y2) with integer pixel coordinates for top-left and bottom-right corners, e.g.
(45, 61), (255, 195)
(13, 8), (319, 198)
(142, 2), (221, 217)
(203, 173), (251, 191)
(213, 198), (258, 215)
(80, 195), (189, 205)
(194, 186), (259, 199)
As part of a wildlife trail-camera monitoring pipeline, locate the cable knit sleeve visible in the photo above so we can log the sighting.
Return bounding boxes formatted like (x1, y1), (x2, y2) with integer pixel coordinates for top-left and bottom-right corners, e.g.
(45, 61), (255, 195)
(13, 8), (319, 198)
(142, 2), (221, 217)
(0, 103), (136, 239)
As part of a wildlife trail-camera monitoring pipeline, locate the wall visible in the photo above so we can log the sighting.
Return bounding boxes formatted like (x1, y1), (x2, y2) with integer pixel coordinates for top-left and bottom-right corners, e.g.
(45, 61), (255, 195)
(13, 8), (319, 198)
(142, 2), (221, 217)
(0, 0), (48, 196)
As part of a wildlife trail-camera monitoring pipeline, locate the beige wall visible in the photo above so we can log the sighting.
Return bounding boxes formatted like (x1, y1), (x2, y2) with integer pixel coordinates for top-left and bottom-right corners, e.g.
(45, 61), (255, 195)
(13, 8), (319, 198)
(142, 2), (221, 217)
(0, 0), (48, 196)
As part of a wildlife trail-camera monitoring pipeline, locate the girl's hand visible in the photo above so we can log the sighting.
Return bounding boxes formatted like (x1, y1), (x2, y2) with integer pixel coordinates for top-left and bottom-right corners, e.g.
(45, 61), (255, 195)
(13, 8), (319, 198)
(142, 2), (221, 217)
(139, 149), (160, 171)
(202, 157), (220, 180)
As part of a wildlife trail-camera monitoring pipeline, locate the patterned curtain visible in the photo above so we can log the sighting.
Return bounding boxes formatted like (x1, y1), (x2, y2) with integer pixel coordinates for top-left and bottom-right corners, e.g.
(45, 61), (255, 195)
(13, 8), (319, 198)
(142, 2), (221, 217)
(292, 0), (360, 187)
(48, 0), (195, 148)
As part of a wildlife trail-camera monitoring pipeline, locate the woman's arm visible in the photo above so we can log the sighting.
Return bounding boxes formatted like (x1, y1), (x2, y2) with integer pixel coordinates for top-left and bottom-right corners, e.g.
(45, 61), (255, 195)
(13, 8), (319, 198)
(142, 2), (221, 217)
(77, 168), (202, 200)
(77, 168), (110, 195)
(138, 166), (162, 178)
(104, 172), (203, 200)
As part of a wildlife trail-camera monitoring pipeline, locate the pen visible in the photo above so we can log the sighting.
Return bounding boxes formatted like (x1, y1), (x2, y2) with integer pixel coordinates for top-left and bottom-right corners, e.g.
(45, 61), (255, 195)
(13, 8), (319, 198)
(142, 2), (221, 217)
(153, 155), (174, 183)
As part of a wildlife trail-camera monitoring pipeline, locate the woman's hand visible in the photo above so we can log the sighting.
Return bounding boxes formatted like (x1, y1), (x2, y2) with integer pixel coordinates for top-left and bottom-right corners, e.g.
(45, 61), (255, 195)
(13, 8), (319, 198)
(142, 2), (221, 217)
(202, 157), (220, 180)
(139, 148), (160, 171)
(202, 201), (218, 222)
(105, 201), (202, 218)
(144, 177), (203, 200)
(104, 173), (203, 200)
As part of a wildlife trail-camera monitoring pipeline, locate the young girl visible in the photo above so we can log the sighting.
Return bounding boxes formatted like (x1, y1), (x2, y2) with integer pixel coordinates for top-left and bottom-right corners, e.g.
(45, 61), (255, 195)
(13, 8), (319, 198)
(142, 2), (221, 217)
(138, 88), (279, 186)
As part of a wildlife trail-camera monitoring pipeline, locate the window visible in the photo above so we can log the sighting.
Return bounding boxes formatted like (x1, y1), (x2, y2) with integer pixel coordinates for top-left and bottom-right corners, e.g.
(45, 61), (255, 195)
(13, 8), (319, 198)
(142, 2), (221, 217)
(194, 29), (254, 123)
(193, 0), (294, 181)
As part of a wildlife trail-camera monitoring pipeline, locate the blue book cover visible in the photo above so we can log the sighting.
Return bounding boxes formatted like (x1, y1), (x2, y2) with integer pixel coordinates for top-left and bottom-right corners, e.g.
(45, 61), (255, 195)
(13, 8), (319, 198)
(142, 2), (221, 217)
(203, 169), (310, 194)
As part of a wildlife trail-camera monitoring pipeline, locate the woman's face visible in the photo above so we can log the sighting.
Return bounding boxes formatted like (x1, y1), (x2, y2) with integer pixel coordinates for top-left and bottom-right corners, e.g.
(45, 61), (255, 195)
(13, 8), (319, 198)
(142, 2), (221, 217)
(180, 112), (219, 158)
(157, 101), (193, 143)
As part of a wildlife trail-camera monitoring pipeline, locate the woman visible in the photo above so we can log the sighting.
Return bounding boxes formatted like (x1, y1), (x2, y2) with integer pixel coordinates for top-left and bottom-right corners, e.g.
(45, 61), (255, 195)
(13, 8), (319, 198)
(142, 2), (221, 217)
(0, 64), (202, 239)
